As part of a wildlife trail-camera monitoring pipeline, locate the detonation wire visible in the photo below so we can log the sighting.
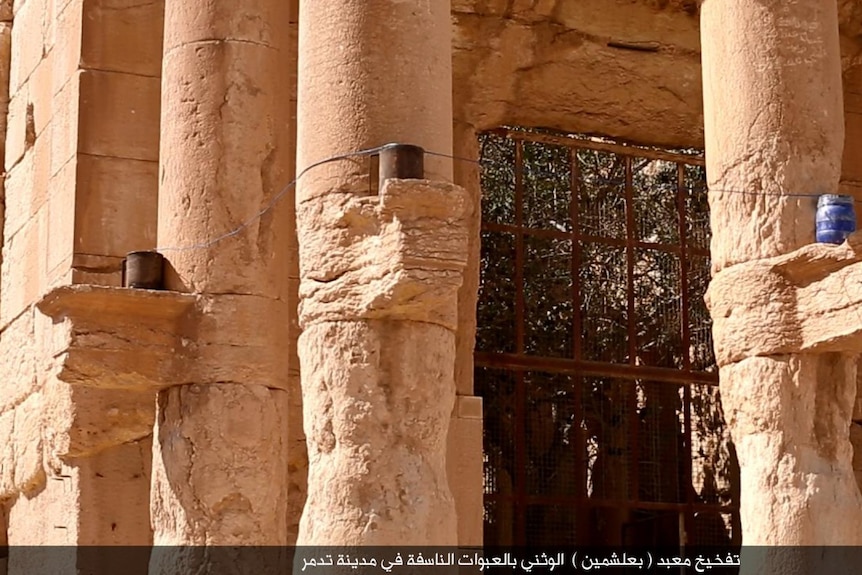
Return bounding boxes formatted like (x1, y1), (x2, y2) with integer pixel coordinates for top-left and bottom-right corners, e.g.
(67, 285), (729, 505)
(154, 145), (861, 253)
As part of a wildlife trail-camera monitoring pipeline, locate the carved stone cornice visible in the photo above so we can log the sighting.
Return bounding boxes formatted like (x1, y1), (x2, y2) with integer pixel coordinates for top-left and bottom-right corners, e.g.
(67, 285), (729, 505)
(37, 285), (290, 392)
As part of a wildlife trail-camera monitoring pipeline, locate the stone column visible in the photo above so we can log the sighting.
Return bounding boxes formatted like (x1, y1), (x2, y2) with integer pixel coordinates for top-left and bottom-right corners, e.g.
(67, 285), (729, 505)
(701, 0), (862, 556)
(296, 0), (468, 545)
(149, 0), (291, 570)
(839, 39), (862, 496)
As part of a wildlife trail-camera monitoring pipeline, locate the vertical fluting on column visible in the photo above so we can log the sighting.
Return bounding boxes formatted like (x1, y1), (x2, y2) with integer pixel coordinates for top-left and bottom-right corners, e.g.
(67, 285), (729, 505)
(295, 1), (464, 546)
(701, 0), (862, 553)
(149, 0), (291, 567)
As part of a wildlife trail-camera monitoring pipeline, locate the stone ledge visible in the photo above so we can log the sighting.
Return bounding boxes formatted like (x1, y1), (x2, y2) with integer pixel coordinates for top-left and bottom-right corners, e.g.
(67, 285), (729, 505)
(38, 284), (196, 321)
(36, 285), (290, 392)
(37, 285), (194, 391)
(707, 232), (862, 366)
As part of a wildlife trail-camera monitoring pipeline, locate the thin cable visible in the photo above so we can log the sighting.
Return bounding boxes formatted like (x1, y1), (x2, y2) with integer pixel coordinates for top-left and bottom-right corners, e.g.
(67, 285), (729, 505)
(475, 158), (862, 202)
(156, 146), (862, 253)
(156, 144), (390, 252)
(157, 145), (487, 252)
(705, 187), (861, 201)
(424, 149), (482, 165)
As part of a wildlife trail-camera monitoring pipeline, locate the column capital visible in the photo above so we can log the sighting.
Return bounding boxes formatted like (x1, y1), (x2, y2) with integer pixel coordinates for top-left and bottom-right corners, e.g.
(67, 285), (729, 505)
(298, 179), (472, 332)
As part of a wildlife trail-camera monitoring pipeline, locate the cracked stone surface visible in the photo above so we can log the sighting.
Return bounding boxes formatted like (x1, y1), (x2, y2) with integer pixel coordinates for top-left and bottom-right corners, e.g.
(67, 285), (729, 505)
(150, 383), (288, 545)
(297, 180), (471, 332)
(157, 0), (293, 296)
(294, 179), (470, 545)
(298, 320), (457, 545)
(707, 236), (862, 366)
(451, 0), (862, 152)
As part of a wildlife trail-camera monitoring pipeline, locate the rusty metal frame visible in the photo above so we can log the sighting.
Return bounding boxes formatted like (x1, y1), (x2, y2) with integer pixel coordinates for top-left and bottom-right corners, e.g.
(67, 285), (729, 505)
(476, 128), (735, 547)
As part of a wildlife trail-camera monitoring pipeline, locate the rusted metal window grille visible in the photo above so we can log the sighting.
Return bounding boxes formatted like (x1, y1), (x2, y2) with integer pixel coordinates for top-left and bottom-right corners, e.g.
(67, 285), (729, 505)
(476, 128), (740, 548)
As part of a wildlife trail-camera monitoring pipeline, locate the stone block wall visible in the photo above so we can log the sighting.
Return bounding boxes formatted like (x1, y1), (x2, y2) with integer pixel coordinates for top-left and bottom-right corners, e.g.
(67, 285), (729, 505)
(0, 0), (163, 551)
(1, 0), (57, 511)
(72, 0), (162, 284)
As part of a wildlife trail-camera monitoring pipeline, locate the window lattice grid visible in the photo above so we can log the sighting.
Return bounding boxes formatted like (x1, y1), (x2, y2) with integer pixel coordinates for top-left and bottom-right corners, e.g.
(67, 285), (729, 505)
(476, 129), (738, 549)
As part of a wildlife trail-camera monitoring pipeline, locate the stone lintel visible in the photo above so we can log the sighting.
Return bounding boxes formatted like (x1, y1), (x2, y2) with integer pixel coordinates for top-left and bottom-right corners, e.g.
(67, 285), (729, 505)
(298, 178), (472, 332)
(707, 232), (862, 366)
(36, 284), (290, 392)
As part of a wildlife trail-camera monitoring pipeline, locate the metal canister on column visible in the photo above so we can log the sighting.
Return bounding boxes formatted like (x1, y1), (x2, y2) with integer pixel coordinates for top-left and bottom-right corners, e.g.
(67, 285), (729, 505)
(816, 194), (856, 244)
(122, 251), (165, 289)
(378, 144), (425, 191)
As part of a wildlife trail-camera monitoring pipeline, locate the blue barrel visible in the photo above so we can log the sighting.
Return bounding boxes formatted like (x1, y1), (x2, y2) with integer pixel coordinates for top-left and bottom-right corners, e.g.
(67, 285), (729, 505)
(816, 194), (856, 244)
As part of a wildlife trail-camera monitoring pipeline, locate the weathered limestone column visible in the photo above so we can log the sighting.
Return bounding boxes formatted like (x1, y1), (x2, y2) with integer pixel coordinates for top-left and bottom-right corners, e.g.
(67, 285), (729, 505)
(149, 0), (291, 569)
(701, 0), (862, 556)
(839, 44), (862, 496)
(296, 1), (468, 545)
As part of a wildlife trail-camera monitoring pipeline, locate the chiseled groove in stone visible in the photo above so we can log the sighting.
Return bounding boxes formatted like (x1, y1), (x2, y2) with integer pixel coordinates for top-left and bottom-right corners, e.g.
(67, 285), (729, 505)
(162, 37), (278, 60)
